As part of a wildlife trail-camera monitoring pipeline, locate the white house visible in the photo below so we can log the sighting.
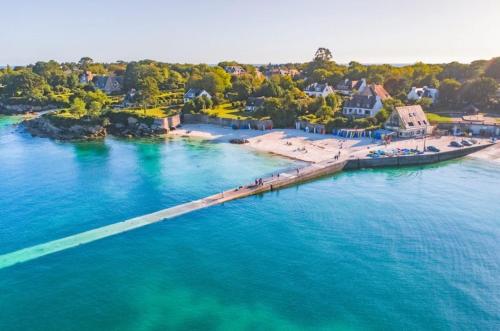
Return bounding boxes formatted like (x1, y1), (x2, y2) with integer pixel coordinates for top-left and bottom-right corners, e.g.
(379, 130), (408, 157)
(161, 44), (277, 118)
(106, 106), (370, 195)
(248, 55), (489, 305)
(245, 97), (265, 112)
(225, 65), (246, 76)
(79, 71), (94, 84)
(342, 84), (391, 117)
(342, 95), (383, 117)
(183, 88), (212, 103)
(384, 105), (431, 138)
(335, 78), (367, 96)
(407, 86), (439, 104)
(304, 83), (334, 98)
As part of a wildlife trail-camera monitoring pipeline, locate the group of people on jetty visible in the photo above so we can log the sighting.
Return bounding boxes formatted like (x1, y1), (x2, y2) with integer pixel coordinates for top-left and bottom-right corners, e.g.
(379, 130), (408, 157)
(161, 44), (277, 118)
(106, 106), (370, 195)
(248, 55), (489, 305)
(254, 178), (264, 186)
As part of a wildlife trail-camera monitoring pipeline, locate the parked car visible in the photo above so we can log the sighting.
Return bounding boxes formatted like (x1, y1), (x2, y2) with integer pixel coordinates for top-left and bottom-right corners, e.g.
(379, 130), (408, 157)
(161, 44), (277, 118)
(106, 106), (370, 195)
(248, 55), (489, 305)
(426, 146), (440, 152)
(461, 140), (472, 146)
(450, 141), (463, 147)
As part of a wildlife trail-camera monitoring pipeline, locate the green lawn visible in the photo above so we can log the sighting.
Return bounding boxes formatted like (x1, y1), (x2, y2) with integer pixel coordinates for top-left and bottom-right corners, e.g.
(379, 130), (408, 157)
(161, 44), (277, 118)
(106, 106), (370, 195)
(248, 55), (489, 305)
(203, 103), (253, 120)
(426, 112), (454, 124)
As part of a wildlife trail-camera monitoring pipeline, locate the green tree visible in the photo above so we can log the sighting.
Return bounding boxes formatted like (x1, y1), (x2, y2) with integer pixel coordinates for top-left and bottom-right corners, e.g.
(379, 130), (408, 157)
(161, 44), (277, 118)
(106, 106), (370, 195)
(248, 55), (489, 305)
(315, 105), (334, 122)
(375, 108), (390, 124)
(87, 101), (102, 118)
(69, 97), (86, 117)
(2, 70), (50, 102)
(438, 61), (477, 81)
(78, 57), (94, 70)
(438, 79), (462, 108)
(461, 77), (498, 107)
(136, 77), (160, 107)
(485, 57), (500, 80)
(416, 97), (433, 111)
(230, 78), (253, 101)
(310, 69), (329, 83)
(346, 61), (368, 80)
(186, 68), (231, 96)
(260, 98), (295, 128)
(255, 81), (284, 97)
(84, 90), (110, 107)
(182, 100), (196, 114)
(325, 93), (341, 111)
(313, 47), (333, 62)
(124, 61), (166, 91)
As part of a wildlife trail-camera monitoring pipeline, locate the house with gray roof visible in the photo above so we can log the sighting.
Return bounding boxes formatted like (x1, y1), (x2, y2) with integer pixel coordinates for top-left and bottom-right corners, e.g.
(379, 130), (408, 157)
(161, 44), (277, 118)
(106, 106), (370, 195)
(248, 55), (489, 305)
(342, 95), (382, 117)
(335, 78), (367, 96)
(93, 75), (124, 94)
(304, 83), (334, 98)
(245, 97), (265, 112)
(183, 88), (211, 103)
(225, 65), (246, 76)
(407, 86), (439, 104)
(342, 83), (391, 117)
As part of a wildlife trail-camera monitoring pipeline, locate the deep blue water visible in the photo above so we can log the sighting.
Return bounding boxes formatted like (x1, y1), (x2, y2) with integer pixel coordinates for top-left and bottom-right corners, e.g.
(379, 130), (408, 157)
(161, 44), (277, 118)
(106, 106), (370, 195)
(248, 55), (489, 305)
(0, 116), (499, 330)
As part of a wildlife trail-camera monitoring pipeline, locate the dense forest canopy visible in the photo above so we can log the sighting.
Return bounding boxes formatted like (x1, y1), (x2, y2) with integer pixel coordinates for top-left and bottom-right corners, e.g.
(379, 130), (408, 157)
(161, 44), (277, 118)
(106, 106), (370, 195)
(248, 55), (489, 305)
(1, 49), (499, 128)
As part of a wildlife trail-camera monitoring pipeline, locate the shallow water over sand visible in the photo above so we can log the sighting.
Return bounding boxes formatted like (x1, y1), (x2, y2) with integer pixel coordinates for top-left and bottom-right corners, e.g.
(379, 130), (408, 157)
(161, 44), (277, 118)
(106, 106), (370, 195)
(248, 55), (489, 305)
(1, 117), (499, 330)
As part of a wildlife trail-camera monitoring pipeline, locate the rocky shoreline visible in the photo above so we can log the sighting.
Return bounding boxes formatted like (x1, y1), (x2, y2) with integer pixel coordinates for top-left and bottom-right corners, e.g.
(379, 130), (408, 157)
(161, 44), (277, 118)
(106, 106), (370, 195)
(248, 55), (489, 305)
(22, 115), (171, 141)
(23, 117), (107, 140)
(106, 116), (168, 138)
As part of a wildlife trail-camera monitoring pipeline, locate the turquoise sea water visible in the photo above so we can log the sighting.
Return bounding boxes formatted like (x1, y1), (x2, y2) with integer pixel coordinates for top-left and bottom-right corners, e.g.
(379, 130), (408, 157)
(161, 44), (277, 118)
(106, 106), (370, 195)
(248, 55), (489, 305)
(1, 116), (499, 330)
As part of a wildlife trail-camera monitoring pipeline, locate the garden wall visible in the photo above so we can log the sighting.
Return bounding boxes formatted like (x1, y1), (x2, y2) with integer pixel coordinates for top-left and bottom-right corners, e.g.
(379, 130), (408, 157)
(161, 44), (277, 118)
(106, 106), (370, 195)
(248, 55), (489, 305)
(182, 114), (273, 130)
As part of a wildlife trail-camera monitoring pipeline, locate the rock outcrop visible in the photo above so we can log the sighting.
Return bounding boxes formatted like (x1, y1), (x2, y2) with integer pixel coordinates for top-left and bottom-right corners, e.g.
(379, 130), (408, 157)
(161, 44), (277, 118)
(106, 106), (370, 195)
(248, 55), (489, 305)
(23, 117), (106, 140)
(107, 116), (168, 138)
(23, 115), (171, 141)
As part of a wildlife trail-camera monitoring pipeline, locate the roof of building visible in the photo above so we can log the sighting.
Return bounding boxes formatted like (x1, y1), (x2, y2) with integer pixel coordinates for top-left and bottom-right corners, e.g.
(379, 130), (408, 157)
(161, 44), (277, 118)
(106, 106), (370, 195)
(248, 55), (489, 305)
(225, 65), (245, 74)
(409, 86), (438, 98)
(344, 95), (378, 109)
(246, 97), (265, 107)
(184, 88), (210, 98)
(93, 75), (123, 90)
(305, 83), (331, 93)
(353, 79), (366, 90)
(393, 105), (429, 129)
(336, 78), (367, 90)
(359, 84), (391, 100)
(109, 76), (123, 86)
(93, 76), (108, 89)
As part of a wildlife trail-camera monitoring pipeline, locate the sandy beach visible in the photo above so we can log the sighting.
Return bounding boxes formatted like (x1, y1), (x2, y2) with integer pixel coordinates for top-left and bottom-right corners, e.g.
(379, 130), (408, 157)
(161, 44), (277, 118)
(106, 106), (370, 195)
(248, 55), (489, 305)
(169, 124), (498, 163)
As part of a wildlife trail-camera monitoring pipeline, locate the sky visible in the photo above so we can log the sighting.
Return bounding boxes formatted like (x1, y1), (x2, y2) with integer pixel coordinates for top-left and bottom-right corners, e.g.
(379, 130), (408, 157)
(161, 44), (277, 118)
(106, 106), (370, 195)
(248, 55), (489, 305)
(1, 0), (500, 65)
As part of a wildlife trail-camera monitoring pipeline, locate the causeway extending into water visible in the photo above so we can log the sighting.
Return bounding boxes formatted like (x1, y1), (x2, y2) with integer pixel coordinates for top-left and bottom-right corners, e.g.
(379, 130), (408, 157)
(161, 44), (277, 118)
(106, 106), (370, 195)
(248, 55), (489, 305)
(0, 143), (494, 270)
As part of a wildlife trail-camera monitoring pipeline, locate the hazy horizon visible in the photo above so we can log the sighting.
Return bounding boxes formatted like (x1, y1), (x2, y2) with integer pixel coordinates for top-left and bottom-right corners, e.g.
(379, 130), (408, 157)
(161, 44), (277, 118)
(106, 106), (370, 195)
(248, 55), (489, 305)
(2, 0), (500, 66)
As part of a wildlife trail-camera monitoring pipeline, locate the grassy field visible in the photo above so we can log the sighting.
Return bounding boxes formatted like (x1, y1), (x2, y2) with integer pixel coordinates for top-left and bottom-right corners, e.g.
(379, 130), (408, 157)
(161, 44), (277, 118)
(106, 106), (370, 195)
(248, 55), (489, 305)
(202, 103), (253, 120)
(426, 112), (454, 124)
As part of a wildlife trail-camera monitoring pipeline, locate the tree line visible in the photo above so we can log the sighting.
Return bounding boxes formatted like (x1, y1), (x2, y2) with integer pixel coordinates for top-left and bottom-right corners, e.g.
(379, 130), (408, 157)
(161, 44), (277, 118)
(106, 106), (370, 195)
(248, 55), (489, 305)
(1, 50), (499, 127)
